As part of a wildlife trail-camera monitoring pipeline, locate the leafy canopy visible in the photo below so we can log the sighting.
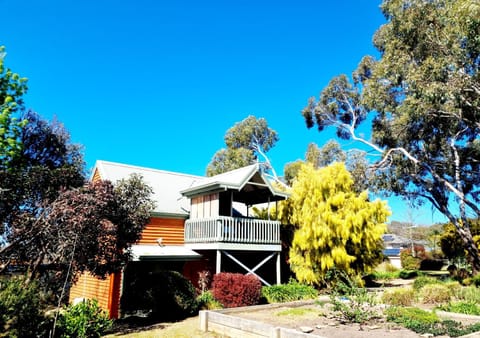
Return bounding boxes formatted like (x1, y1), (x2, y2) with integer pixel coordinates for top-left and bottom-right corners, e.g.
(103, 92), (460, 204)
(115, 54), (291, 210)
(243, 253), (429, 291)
(285, 163), (390, 285)
(302, 0), (480, 272)
(206, 115), (279, 176)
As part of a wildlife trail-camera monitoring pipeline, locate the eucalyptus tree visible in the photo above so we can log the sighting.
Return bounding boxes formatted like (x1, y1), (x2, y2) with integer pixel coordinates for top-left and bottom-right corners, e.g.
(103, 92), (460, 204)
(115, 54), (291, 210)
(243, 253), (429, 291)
(302, 0), (480, 271)
(206, 115), (279, 176)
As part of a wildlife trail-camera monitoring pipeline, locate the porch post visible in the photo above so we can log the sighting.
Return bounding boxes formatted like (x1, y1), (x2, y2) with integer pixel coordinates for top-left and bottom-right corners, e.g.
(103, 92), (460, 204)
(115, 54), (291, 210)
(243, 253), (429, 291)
(276, 252), (281, 285)
(216, 250), (221, 274)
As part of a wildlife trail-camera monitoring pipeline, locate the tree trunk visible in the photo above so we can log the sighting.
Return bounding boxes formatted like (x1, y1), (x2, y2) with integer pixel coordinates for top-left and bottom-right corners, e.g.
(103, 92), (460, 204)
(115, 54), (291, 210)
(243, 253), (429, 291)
(457, 225), (480, 275)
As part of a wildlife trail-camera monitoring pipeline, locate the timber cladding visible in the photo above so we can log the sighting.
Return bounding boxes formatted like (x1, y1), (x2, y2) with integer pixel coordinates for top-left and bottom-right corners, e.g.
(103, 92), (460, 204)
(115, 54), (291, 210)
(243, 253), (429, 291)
(138, 217), (186, 245)
(68, 272), (122, 318)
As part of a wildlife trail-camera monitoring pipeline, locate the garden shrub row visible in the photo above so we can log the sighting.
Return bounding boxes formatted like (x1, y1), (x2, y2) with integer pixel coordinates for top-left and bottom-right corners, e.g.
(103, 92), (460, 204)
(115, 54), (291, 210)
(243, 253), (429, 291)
(261, 278), (318, 303)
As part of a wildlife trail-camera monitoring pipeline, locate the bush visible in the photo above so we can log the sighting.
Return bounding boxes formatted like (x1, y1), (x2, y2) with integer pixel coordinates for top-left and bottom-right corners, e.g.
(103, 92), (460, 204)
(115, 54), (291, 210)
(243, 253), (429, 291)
(120, 270), (198, 320)
(421, 284), (451, 304)
(399, 269), (419, 279)
(381, 287), (415, 306)
(455, 286), (480, 303)
(0, 276), (46, 337)
(385, 307), (441, 335)
(212, 273), (262, 308)
(196, 291), (223, 310)
(438, 301), (480, 316)
(386, 306), (480, 337)
(329, 271), (379, 324)
(400, 245), (427, 270)
(55, 299), (112, 338)
(261, 279), (318, 303)
(472, 273), (480, 287)
(413, 275), (439, 290)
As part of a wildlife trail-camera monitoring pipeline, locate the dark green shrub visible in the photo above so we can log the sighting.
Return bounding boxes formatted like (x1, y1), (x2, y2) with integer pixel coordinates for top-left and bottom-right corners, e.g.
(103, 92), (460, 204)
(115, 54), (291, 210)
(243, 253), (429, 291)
(196, 291), (223, 310)
(413, 275), (439, 290)
(381, 287), (415, 306)
(0, 276), (46, 337)
(261, 279), (318, 303)
(212, 273), (262, 308)
(399, 269), (419, 279)
(54, 299), (112, 338)
(120, 270), (198, 320)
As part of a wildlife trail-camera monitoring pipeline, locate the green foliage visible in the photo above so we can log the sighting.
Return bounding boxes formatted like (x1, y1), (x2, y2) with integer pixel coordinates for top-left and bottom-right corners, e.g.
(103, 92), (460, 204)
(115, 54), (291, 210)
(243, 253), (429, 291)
(400, 246), (427, 270)
(55, 299), (112, 338)
(399, 270), (419, 279)
(206, 115), (278, 176)
(472, 273), (480, 287)
(261, 279), (318, 303)
(386, 306), (480, 337)
(438, 301), (480, 316)
(370, 270), (400, 281)
(420, 284), (452, 304)
(381, 287), (415, 306)
(0, 46), (28, 168)
(454, 285), (480, 303)
(196, 291), (223, 310)
(413, 276), (440, 291)
(385, 307), (441, 335)
(0, 276), (46, 338)
(329, 271), (379, 324)
(301, 0), (480, 273)
(286, 163), (390, 285)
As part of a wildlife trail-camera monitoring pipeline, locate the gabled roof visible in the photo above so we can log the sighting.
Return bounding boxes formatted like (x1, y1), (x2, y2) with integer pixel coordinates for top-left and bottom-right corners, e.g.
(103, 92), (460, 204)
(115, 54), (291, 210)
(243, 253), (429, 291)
(180, 163), (289, 204)
(92, 160), (202, 217)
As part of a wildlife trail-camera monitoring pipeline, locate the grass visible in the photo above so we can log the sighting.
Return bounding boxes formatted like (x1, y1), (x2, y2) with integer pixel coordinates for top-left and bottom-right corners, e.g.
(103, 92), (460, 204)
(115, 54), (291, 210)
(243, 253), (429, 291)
(103, 316), (220, 338)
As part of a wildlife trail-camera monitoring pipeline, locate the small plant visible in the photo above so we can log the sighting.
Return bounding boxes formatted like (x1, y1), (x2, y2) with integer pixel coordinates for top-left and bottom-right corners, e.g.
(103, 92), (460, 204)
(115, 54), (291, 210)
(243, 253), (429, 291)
(399, 269), (419, 279)
(0, 276), (46, 337)
(381, 287), (415, 306)
(261, 279), (318, 303)
(456, 285), (480, 303)
(386, 306), (480, 337)
(413, 275), (439, 290)
(212, 273), (262, 308)
(385, 307), (441, 335)
(55, 299), (113, 338)
(328, 270), (379, 324)
(420, 284), (451, 304)
(438, 301), (480, 316)
(196, 291), (223, 310)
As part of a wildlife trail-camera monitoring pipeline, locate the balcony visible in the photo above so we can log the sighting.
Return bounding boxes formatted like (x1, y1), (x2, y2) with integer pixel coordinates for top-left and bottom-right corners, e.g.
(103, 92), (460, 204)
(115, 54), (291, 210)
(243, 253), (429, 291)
(184, 216), (281, 251)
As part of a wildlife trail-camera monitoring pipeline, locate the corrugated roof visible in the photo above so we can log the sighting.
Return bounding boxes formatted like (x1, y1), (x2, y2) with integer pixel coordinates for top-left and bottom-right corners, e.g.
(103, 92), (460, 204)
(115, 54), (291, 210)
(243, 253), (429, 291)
(93, 160), (202, 217)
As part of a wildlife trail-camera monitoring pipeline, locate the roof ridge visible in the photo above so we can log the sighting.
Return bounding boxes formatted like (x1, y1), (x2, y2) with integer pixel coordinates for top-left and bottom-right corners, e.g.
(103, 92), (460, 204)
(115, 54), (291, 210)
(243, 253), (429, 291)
(95, 160), (204, 179)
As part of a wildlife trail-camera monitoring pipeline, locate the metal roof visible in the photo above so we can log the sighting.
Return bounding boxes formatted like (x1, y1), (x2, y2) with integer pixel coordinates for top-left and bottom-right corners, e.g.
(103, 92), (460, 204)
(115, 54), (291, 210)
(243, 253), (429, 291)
(92, 160), (202, 217)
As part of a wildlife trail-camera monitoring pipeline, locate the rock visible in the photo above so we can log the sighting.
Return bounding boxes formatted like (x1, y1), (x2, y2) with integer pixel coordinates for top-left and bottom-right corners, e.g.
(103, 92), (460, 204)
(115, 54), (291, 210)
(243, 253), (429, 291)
(420, 334), (434, 337)
(367, 325), (381, 330)
(316, 324), (328, 329)
(299, 326), (314, 333)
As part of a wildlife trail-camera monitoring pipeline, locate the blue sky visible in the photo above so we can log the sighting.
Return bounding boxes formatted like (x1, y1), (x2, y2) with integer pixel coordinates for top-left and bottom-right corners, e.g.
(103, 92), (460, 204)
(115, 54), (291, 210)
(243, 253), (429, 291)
(1, 0), (446, 225)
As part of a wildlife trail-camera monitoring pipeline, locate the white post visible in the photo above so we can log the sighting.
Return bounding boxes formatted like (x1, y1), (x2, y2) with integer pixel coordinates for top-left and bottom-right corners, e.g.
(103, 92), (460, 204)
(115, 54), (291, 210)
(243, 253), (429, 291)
(216, 250), (221, 274)
(276, 252), (281, 285)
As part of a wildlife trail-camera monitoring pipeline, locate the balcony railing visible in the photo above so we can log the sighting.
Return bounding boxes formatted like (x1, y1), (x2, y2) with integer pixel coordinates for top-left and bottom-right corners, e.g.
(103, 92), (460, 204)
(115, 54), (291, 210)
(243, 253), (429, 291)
(184, 216), (281, 245)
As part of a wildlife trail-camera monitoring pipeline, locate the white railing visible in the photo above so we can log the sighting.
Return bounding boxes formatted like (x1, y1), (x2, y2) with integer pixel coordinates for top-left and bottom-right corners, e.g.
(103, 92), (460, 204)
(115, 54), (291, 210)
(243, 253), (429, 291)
(184, 216), (281, 244)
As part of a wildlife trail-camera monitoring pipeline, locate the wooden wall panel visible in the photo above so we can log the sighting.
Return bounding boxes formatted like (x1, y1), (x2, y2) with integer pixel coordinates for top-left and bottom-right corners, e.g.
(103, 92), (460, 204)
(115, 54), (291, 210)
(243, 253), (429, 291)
(92, 168), (102, 183)
(69, 272), (121, 318)
(138, 217), (186, 245)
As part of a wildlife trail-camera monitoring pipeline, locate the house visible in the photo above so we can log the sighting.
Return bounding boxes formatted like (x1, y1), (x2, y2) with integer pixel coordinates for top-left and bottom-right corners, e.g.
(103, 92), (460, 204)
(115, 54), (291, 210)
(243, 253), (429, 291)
(68, 160), (289, 318)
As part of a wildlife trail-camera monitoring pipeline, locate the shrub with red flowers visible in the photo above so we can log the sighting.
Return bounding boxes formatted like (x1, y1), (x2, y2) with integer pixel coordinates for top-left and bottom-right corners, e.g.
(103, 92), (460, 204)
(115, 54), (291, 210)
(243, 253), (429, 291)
(211, 273), (262, 308)
(400, 245), (428, 270)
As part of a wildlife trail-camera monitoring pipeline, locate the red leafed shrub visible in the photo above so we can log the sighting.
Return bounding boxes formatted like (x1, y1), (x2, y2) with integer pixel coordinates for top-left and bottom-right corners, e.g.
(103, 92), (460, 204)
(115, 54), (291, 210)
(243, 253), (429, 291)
(211, 273), (262, 308)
